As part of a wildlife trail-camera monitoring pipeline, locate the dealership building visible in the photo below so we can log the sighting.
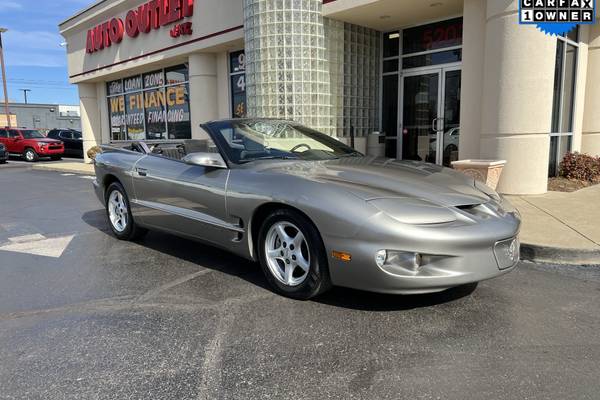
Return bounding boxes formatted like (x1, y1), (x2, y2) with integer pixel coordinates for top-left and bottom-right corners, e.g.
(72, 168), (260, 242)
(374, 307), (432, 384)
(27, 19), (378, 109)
(59, 0), (600, 194)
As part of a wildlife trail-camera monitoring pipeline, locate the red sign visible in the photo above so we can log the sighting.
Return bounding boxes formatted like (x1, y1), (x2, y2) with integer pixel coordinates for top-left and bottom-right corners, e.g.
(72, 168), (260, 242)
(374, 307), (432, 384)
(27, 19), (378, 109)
(86, 0), (194, 54)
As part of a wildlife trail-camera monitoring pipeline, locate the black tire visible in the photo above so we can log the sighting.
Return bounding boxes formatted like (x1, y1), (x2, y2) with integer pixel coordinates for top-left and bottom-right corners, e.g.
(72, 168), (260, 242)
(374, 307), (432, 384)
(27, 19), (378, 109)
(0, 160), (6, 164)
(105, 182), (148, 241)
(51, 155), (62, 161)
(23, 148), (39, 162)
(257, 209), (332, 300)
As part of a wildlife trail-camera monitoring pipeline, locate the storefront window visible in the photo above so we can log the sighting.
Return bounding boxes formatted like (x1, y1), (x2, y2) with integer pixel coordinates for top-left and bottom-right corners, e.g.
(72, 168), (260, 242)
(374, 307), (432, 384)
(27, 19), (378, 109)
(166, 84), (191, 139)
(145, 89), (168, 140)
(549, 28), (578, 177)
(106, 64), (191, 142)
(402, 18), (463, 55)
(229, 51), (247, 118)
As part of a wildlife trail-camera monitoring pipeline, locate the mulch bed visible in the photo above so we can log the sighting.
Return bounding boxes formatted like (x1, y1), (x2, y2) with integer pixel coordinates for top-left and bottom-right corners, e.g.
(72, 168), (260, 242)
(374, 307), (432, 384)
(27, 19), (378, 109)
(548, 177), (598, 192)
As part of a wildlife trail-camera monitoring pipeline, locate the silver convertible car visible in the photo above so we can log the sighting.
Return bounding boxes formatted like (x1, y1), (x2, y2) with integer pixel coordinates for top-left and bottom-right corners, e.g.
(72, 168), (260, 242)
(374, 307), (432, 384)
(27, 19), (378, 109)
(93, 119), (520, 299)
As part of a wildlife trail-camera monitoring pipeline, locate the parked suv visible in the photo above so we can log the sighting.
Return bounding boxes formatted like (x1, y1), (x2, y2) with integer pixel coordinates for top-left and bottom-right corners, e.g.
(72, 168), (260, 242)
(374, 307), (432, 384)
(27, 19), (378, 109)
(0, 142), (7, 164)
(47, 129), (83, 158)
(0, 128), (64, 162)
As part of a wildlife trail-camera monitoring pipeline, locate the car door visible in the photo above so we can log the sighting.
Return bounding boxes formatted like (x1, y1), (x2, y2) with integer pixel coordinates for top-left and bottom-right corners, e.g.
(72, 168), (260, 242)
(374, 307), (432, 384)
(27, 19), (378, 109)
(72, 131), (84, 155)
(7, 130), (24, 154)
(58, 131), (75, 155)
(131, 151), (238, 247)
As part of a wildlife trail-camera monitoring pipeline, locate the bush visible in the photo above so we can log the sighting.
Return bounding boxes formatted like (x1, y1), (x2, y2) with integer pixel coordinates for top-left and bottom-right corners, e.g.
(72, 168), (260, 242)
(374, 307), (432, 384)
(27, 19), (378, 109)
(559, 152), (600, 182)
(86, 145), (103, 161)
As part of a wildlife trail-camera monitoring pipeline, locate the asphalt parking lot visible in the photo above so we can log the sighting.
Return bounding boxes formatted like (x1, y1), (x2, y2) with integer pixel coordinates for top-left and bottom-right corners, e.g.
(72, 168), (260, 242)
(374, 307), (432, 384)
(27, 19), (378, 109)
(1, 165), (600, 400)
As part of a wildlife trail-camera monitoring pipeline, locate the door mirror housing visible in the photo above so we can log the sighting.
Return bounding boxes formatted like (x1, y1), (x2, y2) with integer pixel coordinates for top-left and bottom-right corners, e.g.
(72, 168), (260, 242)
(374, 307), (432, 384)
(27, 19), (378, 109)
(182, 152), (227, 169)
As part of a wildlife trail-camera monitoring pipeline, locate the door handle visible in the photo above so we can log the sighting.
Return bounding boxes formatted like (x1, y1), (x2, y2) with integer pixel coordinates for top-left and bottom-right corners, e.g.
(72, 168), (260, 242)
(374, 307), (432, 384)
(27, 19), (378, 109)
(136, 168), (147, 177)
(432, 118), (439, 132)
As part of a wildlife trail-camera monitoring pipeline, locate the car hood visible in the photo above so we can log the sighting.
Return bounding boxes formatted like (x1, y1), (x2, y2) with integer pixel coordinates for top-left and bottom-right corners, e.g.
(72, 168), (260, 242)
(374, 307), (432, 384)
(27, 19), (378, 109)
(31, 138), (62, 144)
(255, 157), (490, 207)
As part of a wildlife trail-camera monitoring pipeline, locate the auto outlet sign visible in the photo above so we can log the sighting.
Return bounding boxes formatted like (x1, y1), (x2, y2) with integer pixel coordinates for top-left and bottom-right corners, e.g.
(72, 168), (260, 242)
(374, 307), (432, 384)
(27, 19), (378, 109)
(86, 0), (194, 54)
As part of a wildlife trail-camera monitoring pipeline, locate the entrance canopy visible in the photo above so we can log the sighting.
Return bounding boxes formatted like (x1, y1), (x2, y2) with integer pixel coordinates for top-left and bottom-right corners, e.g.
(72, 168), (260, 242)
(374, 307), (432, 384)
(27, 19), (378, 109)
(323, 0), (463, 31)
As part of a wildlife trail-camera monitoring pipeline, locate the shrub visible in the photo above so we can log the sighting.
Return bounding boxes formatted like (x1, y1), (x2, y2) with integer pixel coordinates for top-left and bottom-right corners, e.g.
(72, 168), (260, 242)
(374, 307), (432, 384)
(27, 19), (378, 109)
(559, 152), (600, 182)
(87, 145), (103, 161)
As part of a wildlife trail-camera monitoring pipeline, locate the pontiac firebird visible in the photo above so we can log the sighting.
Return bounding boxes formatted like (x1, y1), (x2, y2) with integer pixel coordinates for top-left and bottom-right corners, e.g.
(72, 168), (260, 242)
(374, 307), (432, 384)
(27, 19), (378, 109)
(92, 119), (521, 299)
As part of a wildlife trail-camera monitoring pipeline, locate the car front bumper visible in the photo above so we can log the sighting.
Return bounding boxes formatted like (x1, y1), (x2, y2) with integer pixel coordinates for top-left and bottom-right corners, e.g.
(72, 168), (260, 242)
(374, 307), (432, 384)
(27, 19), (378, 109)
(323, 212), (521, 295)
(38, 147), (64, 156)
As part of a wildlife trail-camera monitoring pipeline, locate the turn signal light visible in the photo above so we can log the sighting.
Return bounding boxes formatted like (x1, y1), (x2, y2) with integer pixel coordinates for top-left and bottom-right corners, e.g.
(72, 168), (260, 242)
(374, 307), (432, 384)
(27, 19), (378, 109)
(332, 251), (352, 262)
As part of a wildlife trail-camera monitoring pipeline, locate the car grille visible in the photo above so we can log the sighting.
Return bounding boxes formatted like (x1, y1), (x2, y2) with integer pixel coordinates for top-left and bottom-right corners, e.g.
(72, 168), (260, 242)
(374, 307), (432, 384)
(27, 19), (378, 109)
(49, 145), (62, 150)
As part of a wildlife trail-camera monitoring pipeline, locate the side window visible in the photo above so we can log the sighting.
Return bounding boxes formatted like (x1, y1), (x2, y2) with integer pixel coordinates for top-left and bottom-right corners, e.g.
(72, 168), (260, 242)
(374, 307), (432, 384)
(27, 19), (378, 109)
(47, 131), (57, 139)
(60, 131), (73, 139)
(8, 130), (20, 138)
(0, 129), (7, 138)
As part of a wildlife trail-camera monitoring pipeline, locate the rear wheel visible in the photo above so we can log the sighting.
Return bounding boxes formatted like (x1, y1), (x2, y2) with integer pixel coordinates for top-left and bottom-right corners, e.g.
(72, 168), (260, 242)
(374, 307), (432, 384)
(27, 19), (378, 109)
(258, 209), (331, 300)
(105, 182), (147, 241)
(23, 148), (38, 162)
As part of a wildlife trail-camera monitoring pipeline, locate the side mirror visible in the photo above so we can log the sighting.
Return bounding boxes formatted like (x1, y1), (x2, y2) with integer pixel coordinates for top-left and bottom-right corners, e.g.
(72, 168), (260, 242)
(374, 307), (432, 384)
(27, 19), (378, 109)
(182, 152), (227, 169)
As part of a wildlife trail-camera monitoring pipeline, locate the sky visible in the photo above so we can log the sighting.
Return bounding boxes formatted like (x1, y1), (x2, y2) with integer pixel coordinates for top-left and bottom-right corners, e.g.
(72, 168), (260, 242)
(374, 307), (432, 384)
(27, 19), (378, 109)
(0, 0), (92, 105)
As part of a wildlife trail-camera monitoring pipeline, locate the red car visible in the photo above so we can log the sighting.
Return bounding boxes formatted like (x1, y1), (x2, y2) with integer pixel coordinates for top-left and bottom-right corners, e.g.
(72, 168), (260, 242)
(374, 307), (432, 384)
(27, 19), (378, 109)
(0, 127), (64, 162)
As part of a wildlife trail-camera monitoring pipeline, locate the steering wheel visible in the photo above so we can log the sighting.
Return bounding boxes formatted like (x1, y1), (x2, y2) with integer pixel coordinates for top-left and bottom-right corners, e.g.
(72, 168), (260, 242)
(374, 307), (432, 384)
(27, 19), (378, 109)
(290, 143), (312, 153)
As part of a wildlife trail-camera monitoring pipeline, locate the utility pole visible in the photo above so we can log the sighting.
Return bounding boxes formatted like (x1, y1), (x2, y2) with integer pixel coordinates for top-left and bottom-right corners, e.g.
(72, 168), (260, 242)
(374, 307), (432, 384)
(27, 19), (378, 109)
(0, 27), (11, 127)
(19, 89), (31, 104)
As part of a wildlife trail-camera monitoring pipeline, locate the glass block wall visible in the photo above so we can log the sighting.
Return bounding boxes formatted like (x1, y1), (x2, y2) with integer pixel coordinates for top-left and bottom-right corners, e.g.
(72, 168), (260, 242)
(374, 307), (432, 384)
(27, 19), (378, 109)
(244, 0), (332, 134)
(325, 19), (380, 137)
(243, 1), (380, 138)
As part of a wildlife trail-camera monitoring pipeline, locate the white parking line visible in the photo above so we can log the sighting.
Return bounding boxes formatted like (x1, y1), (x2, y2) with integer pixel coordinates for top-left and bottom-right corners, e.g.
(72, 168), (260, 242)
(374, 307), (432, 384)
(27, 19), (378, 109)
(78, 176), (96, 180)
(61, 173), (76, 176)
(0, 234), (75, 258)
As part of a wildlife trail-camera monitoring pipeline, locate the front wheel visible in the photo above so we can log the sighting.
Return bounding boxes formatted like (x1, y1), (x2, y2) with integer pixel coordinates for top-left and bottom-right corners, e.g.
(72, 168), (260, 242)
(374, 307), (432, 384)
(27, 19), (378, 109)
(105, 182), (147, 241)
(257, 209), (331, 300)
(23, 148), (39, 162)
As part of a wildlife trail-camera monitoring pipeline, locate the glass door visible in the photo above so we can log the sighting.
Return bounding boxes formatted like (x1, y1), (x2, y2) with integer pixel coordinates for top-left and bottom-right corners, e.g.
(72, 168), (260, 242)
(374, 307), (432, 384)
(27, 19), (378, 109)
(401, 72), (440, 163)
(440, 69), (461, 167)
(401, 67), (461, 166)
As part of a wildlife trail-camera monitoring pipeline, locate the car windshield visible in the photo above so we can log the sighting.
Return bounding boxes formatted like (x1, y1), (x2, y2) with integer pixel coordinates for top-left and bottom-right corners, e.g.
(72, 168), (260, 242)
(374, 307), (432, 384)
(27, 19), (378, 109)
(21, 130), (45, 139)
(209, 120), (362, 164)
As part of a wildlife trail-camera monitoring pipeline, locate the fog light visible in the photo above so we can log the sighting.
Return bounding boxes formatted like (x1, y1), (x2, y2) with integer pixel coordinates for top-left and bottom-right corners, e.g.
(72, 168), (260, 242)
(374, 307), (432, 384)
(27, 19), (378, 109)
(494, 237), (520, 270)
(375, 250), (422, 271)
(375, 250), (387, 267)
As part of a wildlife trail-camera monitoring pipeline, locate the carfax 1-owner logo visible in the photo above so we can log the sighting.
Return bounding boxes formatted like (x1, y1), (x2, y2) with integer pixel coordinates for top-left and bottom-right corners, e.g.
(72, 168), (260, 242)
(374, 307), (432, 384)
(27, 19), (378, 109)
(520, 0), (596, 35)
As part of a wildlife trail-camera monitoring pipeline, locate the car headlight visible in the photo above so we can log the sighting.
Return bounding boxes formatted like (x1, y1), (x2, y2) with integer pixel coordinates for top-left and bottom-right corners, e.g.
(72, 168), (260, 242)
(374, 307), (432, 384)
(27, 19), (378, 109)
(375, 249), (423, 274)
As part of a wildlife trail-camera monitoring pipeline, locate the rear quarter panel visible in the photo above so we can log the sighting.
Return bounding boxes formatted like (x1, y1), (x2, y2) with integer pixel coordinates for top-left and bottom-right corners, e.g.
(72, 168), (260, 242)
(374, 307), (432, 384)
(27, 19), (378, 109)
(94, 148), (145, 207)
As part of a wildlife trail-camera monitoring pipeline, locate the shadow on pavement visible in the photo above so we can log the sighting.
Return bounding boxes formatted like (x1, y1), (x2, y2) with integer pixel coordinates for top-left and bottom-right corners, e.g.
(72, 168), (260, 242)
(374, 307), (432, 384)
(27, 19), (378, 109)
(82, 209), (477, 311)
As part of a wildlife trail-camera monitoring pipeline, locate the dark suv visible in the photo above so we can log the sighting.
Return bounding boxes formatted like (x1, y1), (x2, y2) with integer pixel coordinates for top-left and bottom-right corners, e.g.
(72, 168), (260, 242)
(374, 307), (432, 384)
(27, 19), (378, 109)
(0, 142), (7, 164)
(47, 129), (83, 158)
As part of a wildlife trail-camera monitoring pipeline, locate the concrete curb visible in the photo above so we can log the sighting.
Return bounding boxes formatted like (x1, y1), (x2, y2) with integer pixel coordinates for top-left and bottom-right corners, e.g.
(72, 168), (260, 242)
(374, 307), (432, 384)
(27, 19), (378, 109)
(521, 243), (600, 266)
(31, 164), (95, 176)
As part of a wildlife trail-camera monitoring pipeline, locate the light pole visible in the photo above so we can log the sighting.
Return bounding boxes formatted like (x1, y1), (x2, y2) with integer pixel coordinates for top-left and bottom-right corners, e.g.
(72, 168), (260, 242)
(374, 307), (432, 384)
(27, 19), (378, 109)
(19, 89), (31, 104)
(0, 28), (11, 127)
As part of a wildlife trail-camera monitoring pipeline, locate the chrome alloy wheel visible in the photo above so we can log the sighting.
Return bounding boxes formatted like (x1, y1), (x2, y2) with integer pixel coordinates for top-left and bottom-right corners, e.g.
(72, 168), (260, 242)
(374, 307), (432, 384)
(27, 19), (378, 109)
(108, 190), (128, 233)
(25, 150), (35, 161)
(265, 222), (311, 287)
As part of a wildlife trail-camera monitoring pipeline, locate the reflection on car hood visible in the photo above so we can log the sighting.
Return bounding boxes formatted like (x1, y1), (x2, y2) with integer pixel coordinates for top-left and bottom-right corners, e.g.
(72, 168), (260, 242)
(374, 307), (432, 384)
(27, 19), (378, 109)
(256, 156), (489, 207)
(33, 139), (62, 144)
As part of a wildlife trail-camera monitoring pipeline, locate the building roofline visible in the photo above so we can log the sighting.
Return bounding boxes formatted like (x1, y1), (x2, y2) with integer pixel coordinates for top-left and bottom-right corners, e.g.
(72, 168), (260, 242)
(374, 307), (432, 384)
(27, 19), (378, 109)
(59, 0), (109, 27)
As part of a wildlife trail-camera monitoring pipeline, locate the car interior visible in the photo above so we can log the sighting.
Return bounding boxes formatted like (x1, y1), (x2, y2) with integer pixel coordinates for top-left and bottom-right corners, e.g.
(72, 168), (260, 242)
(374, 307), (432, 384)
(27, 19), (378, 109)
(124, 139), (216, 161)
